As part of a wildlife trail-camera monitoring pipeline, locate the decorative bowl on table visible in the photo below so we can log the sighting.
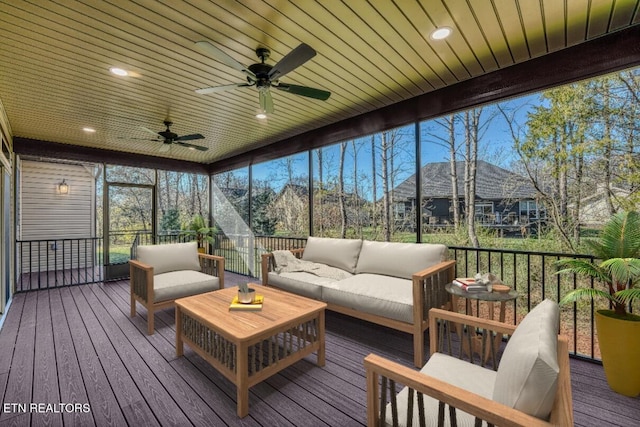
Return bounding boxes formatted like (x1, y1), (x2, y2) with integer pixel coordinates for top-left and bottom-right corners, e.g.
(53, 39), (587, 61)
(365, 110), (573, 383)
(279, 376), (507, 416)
(491, 284), (511, 294)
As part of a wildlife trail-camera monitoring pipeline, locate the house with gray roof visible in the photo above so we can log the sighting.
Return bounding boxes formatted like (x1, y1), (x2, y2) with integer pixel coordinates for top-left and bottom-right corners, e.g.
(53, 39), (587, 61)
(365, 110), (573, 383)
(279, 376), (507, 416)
(392, 160), (543, 230)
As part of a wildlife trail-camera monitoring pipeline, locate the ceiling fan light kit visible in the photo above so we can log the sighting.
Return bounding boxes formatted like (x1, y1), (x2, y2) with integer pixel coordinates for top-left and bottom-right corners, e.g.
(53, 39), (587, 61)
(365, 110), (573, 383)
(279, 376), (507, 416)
(195, 41), (331, 114)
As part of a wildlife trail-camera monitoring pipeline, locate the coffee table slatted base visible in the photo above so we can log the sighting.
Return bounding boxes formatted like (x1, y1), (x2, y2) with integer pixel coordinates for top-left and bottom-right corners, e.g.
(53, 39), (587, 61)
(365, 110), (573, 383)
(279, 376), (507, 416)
(177, 309), (324, 417)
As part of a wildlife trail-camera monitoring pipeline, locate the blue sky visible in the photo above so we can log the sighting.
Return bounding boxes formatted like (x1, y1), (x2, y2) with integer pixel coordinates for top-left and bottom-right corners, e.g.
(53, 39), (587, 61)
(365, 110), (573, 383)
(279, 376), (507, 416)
(250, 93), (538, 196)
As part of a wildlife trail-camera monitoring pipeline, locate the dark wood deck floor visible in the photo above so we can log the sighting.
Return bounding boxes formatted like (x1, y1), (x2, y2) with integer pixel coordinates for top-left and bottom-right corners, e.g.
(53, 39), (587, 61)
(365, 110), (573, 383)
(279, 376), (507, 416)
(1, 273), (638, 426)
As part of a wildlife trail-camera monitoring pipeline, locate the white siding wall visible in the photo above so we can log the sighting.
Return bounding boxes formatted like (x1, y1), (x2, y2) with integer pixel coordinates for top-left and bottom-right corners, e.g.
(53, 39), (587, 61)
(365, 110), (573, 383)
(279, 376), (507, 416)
(19, 160), (96, 271)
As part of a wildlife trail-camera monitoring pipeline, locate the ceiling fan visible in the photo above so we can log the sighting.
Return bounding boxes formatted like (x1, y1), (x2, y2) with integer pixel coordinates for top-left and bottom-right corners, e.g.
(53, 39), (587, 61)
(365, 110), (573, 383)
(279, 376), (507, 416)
(195, 41), (331, 114)
(134, 120), (208, 152)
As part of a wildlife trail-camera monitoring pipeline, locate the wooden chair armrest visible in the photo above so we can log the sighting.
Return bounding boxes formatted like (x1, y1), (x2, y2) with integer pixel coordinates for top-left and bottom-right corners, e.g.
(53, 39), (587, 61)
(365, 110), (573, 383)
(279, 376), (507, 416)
(129, 259), (154, 303)
(364, 353), (551, 427)
(198, 253), (225, 288)
(261, 248), (306, 285)
(289, 247), (305, 258)
(129, 259), (153, 272)
(411, 260), (456, 324)
(198, 253), (225, 262)
(428, 308), (517, 336)
(412, 259), (456, 281)
(261, 253), (273, 285)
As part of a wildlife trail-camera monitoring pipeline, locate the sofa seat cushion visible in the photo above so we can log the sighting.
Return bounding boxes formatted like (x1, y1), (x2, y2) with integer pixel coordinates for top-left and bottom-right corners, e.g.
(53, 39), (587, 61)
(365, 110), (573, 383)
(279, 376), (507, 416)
(355, 241), (447, 279)
(321, 274), (414, 323)
(267, 271), (341, 300)
(302, 236), (363, 273)
(137, 242), (202, 275)
(492, 299), (559, 420)
(153, 270), (219, 302)
(388, 353), (497, 427)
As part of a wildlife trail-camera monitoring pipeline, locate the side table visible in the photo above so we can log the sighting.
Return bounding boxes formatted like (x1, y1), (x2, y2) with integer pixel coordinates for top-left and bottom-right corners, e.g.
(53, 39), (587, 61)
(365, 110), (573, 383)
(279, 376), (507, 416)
(445, 283), (518, 363)
(445, 283), (518, 322)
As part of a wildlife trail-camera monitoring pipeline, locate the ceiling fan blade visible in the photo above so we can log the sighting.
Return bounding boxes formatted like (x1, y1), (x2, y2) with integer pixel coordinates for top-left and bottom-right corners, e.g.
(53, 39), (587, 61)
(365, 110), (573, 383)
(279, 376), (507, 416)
(274, 83), (331, 100)
(195, 41), (256, 79)
(268, 43), (316, 80)
(118, 136), (159, 141)
(259, 90), (274, 114)
(176, 141), (209, 151)
(140, 126), (161, 136)
(175, 133), (205, 141)
(195, 82), (253, 95)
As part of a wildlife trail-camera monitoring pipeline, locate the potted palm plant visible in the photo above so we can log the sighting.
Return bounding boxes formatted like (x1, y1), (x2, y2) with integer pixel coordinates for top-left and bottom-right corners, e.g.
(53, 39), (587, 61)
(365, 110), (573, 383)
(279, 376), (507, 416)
(557, 210), (640, 397)
(182, 214), (217, 253)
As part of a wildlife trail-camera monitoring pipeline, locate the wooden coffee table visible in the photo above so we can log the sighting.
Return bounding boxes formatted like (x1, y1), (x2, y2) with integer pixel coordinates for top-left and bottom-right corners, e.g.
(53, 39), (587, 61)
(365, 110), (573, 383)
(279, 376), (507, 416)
(175, 285), (327, 417)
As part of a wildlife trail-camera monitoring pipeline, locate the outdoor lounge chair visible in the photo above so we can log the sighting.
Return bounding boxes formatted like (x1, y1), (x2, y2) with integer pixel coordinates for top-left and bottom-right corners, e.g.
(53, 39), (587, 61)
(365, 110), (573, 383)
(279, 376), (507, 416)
(364, 300), (573, 426)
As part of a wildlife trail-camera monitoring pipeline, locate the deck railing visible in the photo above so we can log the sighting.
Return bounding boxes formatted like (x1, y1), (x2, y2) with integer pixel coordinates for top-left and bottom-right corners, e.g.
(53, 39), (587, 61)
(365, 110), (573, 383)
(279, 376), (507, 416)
(15, 231), (627, 363)
(16, 237), (104, 292)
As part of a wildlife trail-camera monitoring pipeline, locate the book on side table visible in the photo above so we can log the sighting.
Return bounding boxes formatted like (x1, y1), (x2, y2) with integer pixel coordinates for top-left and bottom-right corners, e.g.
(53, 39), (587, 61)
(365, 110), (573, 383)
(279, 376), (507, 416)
(452, 277), (487, 292)
(229, 294), (264, 311)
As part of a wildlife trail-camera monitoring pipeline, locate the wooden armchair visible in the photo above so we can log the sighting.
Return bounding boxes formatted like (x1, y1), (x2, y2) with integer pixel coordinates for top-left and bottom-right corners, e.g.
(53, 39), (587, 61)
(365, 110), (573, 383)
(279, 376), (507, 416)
(130, 242), (224, 334)
(365, 303), (573, 427)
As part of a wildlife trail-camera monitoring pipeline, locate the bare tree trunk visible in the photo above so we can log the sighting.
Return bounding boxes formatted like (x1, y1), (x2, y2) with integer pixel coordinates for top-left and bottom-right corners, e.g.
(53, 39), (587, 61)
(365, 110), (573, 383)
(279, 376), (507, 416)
(371, 135), (378, 232)
(573, 150), (583, 244)
(316, 149), (323, 235)
(447, 115), (460, 230)
(351, 141), (362, 237)
(602, 84), (615, 215)
(464, 110), (480, 247)
(381, 132), (391, 241)
(339, 142), (347, 238)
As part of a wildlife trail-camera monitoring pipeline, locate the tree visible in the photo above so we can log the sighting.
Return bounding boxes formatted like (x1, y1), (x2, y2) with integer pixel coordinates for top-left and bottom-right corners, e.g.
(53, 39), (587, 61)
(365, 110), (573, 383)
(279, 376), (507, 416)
(160, 208), (180, 232)
(463, 109), (480, 248)
(251, 188), (277, 235)
(338, 142), (347, 238)
(381, 131), (391, 241)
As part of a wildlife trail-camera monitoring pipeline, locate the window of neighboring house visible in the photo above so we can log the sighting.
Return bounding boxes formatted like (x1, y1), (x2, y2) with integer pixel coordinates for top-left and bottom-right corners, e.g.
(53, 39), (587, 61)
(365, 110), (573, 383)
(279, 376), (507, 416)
(475, 202), (494, 223)
(520, 200), (539, 219)
(393, 202), (406, 219)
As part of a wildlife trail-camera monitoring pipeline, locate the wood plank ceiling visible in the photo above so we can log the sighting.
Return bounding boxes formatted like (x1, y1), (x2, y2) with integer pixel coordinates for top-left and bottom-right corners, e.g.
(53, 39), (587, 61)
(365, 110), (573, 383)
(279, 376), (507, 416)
(1, 1), (639, 165)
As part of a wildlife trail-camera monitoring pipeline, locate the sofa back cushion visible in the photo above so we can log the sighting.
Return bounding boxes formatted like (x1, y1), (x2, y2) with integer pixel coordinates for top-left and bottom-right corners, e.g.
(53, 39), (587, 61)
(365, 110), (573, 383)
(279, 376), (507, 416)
(355, 241), (447, 279)
(492, 299), (560, 420)
(136, 242), (202, 275)
(302, 237), (362, 273)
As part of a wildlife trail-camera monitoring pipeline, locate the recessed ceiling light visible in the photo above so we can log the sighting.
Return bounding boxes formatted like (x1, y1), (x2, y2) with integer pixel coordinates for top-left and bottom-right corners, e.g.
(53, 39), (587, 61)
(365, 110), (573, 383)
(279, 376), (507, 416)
(82, 127), (96, 133)
(256, 113), (267, 119)
(430, 27), (452, 40)
(109, 67), (128, 76)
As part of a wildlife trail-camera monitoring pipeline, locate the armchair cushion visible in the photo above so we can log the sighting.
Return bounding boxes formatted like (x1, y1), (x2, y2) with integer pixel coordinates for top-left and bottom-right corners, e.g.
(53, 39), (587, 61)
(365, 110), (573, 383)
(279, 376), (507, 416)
(390, 353), (496, 426)
(355, 241), (447, 279)
(492, 299), (559, 419)
(301, 236), (362, 273)
(153, 270), (219, 302)
(137, 242), (202, 275)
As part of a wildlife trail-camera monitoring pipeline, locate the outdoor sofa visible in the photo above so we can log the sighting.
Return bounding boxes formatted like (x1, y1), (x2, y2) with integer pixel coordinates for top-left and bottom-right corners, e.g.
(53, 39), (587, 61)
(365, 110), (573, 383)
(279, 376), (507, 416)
(261, 236), (455, 367)
(129, 241), (225, 334)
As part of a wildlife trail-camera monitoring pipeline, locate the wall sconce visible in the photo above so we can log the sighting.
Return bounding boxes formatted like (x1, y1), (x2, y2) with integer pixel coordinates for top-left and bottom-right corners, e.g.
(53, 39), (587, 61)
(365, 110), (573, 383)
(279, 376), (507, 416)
(58, 179), (69, 194)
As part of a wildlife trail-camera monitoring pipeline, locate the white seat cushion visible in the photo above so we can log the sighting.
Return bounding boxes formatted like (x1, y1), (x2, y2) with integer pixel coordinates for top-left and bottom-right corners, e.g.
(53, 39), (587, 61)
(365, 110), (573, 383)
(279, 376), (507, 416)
(153, 270), (219, 302)
(492, 299), (559, 419)
(267, 271), (339, 300)
(137, 242), (202, 275)
(388, 353), (497, 427)
(321, 274), (414, 323)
